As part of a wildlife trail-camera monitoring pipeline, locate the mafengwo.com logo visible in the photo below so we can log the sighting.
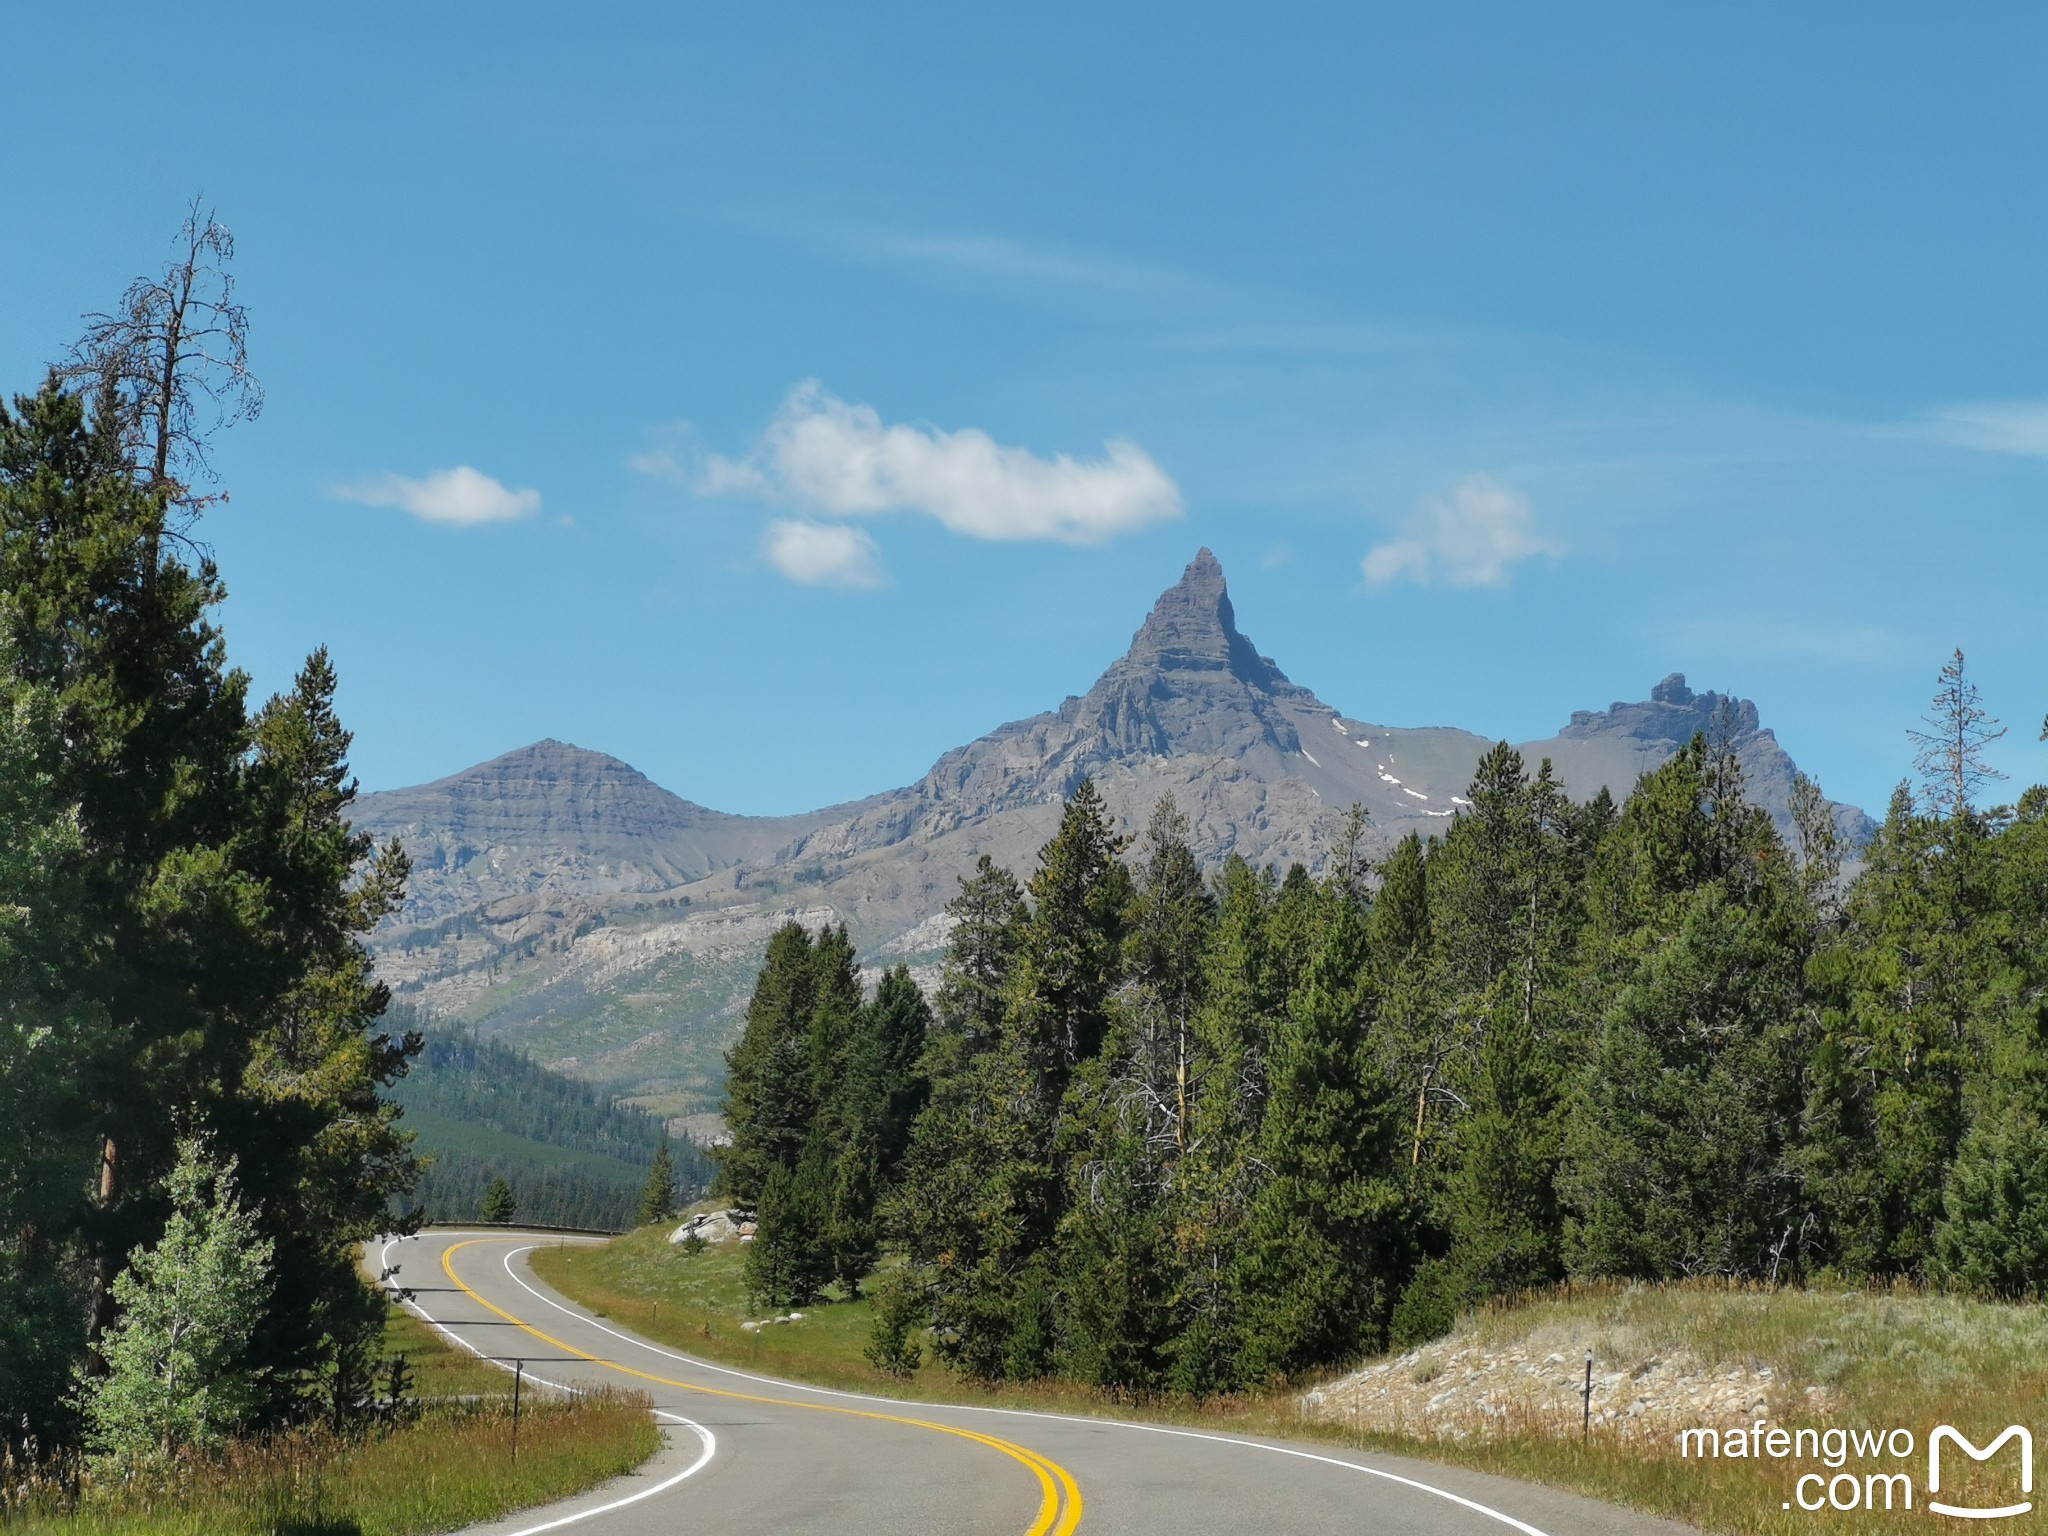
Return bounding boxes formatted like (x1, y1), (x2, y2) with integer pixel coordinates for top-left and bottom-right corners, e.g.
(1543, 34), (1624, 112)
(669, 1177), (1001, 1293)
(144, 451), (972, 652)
(1678, 1421), (2034, 1518)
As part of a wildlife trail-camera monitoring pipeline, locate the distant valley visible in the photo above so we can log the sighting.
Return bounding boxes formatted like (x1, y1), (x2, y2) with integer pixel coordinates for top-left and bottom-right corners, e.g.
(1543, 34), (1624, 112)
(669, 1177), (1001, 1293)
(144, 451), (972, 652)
(357, 549), (1873, 1122)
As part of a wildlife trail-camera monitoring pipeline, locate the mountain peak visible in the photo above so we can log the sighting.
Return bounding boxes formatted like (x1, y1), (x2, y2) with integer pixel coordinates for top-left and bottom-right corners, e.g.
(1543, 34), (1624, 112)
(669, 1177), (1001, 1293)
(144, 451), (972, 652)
(1651, 673), (1695, 707)
(1038, 550), (1312, 766)
(1118, 548), (1292, 691)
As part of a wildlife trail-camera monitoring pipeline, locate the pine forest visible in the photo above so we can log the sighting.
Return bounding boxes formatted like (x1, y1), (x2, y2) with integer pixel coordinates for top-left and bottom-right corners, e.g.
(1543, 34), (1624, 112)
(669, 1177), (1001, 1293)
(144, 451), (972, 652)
(721, 679), (2048, 1392)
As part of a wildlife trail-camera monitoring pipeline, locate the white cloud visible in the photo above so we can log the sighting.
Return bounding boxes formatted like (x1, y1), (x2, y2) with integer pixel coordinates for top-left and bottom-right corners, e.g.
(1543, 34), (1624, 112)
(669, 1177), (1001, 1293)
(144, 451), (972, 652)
(1926, 401), (2048, 457)
(763, 520), (884, 588)
(693, 382), (1183, 545)
(1362, 475), (1556, 588)
(336, 466), (540, 526)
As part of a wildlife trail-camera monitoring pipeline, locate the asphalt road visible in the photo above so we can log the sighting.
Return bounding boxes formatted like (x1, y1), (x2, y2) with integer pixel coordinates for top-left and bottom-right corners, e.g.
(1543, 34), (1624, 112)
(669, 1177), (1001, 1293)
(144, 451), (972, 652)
(379, 1230), (1696, 1536)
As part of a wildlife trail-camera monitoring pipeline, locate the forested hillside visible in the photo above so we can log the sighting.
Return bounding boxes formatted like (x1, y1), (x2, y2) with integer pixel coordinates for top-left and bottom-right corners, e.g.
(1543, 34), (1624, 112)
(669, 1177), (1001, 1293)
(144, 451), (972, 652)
(722, 653), (2048, 1392)
(394, 1021), (713, 1229)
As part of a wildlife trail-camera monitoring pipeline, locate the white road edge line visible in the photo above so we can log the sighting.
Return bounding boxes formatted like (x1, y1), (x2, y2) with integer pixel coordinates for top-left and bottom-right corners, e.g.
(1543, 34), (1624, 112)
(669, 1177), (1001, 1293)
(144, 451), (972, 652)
(376, 1237), (717, 1536)
(488, 1238), (1556, 1536)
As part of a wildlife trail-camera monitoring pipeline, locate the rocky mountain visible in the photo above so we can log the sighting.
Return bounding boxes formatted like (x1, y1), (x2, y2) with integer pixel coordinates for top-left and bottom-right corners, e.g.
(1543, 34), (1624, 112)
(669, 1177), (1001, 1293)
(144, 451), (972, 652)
(361, 737), (884, 925)
(355, 549), (1871, 1121)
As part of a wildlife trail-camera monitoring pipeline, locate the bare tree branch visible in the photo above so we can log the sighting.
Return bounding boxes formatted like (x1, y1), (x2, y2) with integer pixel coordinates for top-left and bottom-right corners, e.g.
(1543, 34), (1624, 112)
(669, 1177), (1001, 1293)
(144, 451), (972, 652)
(59, 197), (263, 535)
(1907, 648), (2007, 820)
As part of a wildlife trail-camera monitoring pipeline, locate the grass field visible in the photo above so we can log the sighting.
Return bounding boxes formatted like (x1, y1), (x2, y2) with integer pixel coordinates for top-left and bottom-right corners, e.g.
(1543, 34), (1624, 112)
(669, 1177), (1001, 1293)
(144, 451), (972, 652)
(1, 1299), (660, 1536)
(533, 1221), (2048, 1536)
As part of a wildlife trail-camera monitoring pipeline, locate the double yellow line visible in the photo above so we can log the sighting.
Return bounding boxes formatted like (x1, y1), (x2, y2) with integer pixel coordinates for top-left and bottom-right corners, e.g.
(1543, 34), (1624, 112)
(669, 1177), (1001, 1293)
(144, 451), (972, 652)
(440, 1240), (1084, 1536)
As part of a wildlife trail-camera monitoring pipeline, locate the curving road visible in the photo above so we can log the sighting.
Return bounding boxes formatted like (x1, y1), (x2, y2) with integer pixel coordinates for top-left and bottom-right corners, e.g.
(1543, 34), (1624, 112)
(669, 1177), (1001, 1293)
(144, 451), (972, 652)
(379, 1230), (1695, 1536)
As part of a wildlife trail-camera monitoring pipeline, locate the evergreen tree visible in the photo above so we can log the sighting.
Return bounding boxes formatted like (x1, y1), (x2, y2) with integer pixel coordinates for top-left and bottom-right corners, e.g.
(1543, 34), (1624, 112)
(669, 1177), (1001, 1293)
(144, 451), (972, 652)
(887, 862), (1027, 1367)
(1564, 742), (1807, 1278)
(1800, 774), (2016, 1280)
(1232, 873), (1408, 1381)
(0, 377), (261, 1353)
(745, 1140), (835, 1307)
(638, 1136), (678, 1227)
(1121, 797), (1215, 1153)
(76, 1139), (272, 1465)
(863, 966), (934, 1178)
(480, 1177), (517, 1224)
(1169, 855), (1280, 1392)
(918, 783), (1128, 1379)
(1, 364), (419, 1433)
(1053, 1050), (1177, 1389)
(1910, 649), (2008, 822)
(823, 966), (932, 1292)
(1046, 798), (1211, 1389)
(719, 923), (822, 1204)
(723, 922), (874, 1302)
(224, 648), (420, 1419)
(925, 855), (1025, 1084)
(863, 1266), (926, 1377)
(1435, 1009), (1562, 1296)
(0, 638), (102, 1450)
(1929, 783), (2048, 1292)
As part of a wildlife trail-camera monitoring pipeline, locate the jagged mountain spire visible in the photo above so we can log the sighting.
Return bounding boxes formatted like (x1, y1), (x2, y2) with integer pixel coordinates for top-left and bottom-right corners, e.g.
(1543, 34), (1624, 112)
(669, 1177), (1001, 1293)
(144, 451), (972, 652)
(1117, 548), (1294, 690)
(1059, 550), (1313, 763)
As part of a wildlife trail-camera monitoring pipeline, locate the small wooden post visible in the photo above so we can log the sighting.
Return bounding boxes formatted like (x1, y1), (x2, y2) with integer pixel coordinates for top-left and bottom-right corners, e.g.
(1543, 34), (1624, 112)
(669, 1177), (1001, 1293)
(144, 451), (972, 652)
(1582, 1350), (1593, 1441)
(513, 1359), (524, 1460)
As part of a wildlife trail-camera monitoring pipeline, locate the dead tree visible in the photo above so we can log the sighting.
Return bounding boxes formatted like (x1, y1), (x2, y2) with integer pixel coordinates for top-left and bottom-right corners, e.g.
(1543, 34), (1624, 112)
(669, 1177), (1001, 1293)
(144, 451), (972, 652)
(61, 198), (262, 542)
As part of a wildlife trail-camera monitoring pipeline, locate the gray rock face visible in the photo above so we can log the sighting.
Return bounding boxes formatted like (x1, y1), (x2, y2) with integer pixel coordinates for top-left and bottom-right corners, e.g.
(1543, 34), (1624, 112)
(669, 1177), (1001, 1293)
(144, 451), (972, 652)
(356, 738), (884, 924)
(356, 550), (1873, 1110)
(1070, 546), (1309, 758)
(1539, 674), (1876, 850)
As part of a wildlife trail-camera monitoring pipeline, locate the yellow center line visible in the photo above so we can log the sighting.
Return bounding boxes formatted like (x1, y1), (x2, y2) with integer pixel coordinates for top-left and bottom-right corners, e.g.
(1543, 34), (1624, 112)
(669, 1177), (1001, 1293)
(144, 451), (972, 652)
(440, 1239), (1083, 1536)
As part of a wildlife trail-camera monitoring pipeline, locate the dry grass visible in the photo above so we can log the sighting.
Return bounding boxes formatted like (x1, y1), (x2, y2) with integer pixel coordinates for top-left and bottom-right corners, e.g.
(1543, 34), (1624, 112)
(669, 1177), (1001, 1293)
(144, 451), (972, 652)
(1303, 1280), (2048, 1536)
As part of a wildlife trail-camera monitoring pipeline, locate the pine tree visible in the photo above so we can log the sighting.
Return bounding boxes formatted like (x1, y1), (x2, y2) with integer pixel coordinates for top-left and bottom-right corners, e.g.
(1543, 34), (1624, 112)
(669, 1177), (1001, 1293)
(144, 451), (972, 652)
(1910, 649), (2008, 822)
(480, 1177), (517, 1224)
(1008, 780), (1126, 1091)
(0, 377), (260, 1354)
(1435, 1009), (1562, 1295)
(76, 1139), (273, 1465)
(1798, 766), (2020, 1281)
(1929, 782), (2048, 1292)
(822, 966), (932, 1292)
(745, 1138), (835, 1307)
(863, 1266), (926, 1376)
(638, 1137), (678, 1227)
(864, 966), (933, 1178)
(925, 855), (1025, 1084)
(1053, 1052), (1177, 1388)
(1564, 743), (1807, 1278)
(719, 923), (821, 1204)
(916, 784), (1127, 1379)
(1, 369), (420, 1432)
(1168, 855), (1279, 1392)
(0, 638), (102, 1449)
(226, 647), (421, 1419)
(1122, 796), (1216, 1153)
(1232, 875), (1408, 1381)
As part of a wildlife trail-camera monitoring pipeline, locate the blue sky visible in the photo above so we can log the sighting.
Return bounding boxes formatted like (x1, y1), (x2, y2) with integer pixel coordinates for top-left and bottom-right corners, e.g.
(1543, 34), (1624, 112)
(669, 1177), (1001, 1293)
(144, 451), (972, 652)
(4, 4), (2045, 816)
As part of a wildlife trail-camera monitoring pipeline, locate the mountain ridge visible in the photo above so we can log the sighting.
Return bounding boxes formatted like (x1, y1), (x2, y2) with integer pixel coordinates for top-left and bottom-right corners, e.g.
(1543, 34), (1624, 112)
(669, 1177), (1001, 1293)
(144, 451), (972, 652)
(355, 550), (1872, 1115)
